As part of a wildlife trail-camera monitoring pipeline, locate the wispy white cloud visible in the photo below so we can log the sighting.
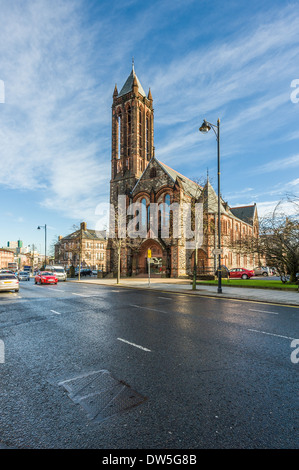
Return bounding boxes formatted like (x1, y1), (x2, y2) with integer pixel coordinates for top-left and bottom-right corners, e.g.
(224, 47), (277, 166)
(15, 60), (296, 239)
(253, 154), (299, 174)
(0, 0), (299, 233)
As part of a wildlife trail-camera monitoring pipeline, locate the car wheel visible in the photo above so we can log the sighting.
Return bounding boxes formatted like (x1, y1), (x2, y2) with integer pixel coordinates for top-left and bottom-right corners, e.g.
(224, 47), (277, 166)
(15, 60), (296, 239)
(241, 274), (248, 279)
(15, 289), (19, 292)
(262, 272), (268, 277)
(35, 280), (37, 284)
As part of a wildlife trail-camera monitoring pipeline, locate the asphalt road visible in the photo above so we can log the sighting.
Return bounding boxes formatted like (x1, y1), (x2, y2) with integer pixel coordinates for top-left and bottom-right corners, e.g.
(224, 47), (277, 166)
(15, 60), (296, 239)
(0, 279), (298, 449)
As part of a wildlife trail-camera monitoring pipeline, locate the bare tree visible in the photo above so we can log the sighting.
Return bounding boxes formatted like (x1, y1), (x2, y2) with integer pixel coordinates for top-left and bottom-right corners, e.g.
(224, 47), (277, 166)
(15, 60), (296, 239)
(260, 197), (299, 283)
(227, 195), (299, 284)
(109, 210), (143, 283)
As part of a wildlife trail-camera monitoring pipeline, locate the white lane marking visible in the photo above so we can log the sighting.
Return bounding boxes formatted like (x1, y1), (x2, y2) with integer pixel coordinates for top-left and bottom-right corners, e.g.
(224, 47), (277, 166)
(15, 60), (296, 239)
(52, 289), (65, 292)
(50, 310), (62, 315)
(130, 304), (167, 313)
(72, 293), (99, 297)
(248, 329), (295, 340)
(117, 338), (151, 352)
(158, 296), (172, 300)
(249, 309), (278, 315)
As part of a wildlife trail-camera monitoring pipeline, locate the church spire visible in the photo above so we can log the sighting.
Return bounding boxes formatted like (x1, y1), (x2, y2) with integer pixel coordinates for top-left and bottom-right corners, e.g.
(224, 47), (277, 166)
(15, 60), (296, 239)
(113, 83), (118, 98)
(117, 63), (146, 98)
(147, 87), (153, 102)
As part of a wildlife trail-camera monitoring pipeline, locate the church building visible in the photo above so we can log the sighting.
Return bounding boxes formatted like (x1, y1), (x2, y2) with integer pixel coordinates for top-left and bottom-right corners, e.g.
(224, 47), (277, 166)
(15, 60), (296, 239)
(109, 65), (260, 278)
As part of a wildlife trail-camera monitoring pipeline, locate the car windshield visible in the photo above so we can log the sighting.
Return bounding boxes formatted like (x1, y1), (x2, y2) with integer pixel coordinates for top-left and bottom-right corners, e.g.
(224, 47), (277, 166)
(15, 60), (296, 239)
(0, 275), (16, 280)
(54, 269), (64, 273)
(40, 272), (54, 276)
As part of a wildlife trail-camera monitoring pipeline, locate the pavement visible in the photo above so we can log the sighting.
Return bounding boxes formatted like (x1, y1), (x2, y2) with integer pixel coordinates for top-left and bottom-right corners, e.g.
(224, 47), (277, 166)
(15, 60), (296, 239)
(68, 277), (299, 307)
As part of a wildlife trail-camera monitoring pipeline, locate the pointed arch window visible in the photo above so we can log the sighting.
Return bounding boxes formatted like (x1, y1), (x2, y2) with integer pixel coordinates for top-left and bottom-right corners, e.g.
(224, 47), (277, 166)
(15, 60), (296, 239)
(139, 108), (142, 152)
(163, 194), (171, 227)
(117, 113), (122, 159)
(127, 105), (131, 156)
(146, 115), (150, 160)
(141, 198), (147, 228)
(158, 205), (162, 237)
(150, 168), (156, 178)
(147, 204), (151, 232)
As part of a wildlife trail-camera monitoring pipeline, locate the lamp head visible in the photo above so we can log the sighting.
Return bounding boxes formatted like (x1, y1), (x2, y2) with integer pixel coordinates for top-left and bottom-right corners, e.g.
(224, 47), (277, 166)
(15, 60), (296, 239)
(199, 119), (211, 133)
(37, 226), (41, 230)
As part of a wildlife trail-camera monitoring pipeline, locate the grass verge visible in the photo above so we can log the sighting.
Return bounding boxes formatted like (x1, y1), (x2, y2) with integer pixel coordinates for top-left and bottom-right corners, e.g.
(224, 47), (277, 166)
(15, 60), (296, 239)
(196, 279), (298, 291)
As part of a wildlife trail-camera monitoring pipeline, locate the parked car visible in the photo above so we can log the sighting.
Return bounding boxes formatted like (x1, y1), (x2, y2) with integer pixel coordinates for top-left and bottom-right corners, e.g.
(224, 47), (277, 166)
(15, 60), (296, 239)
(254, 266), (271, 277)
(0, 273), (19, 292)
(45, 265), (67, 281)
(0, 269), (15, 275)
(75, 269), (92, 277)
(229, 268), (255, 279)
(35, 271), (58, 285)
(18, 271), (30, 281)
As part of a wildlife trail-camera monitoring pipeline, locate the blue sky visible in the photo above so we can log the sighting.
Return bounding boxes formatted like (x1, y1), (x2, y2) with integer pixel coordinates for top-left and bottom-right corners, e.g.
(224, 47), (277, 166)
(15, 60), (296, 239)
(0, 0), (298, 254)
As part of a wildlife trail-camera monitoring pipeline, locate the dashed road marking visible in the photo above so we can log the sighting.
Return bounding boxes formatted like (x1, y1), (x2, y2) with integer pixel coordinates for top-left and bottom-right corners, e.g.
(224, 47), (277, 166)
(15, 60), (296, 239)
(117, 337), (151, 352)
(130, 304), (167, 313)
(248, 329), (295, 340)
(249, 309), (279, 315)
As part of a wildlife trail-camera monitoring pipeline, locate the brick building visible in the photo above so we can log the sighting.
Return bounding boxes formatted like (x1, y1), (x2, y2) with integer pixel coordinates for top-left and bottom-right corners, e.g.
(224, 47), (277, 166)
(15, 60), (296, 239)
(108, 65), (260, 278)
(0, 248), (15, 269)
(54, 222), (108, 271)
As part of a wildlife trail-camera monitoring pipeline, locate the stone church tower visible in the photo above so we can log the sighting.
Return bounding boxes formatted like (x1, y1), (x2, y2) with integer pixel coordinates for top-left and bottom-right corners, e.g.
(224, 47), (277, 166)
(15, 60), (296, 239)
(110, 63), (154, 209)
(108, 66), (260, 278)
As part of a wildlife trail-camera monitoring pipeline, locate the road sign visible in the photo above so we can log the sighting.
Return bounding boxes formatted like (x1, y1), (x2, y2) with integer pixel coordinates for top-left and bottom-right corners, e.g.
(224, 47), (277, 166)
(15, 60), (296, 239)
(147, 249), (152, 258)
(213, 248), (223, 256)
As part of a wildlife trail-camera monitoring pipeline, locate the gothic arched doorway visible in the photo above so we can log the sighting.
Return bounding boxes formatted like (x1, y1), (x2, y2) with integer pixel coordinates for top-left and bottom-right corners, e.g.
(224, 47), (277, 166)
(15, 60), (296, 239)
(137, 239), (165, 276)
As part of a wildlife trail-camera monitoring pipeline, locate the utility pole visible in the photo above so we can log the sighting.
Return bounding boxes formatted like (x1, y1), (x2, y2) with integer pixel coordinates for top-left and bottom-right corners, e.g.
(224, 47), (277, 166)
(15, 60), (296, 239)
(78, 223), (83, 281)
(32, 244), (35, 275)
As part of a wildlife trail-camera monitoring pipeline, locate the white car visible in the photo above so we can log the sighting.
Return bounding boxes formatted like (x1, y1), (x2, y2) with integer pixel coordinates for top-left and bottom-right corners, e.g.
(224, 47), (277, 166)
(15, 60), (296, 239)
(45, 265), (67, 281)
(0, 273), (19, 292)
(18, 271), (30, 281)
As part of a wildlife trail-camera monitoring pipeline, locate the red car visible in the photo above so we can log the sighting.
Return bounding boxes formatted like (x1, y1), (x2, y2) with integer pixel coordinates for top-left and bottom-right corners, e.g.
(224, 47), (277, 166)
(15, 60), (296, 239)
(229, 268), (254, 279)
(35, 271), (58, 285)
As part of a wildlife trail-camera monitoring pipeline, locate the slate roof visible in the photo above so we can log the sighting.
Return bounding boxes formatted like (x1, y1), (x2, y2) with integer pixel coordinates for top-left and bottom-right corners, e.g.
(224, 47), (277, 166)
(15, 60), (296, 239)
(157, 160), (202, 198)
(230, 205), (256, 225)
(58, 229), (107, 243)
(118, 66), (146, 98)
(201, 178), (236, 216)
(131, 157), (257, 226)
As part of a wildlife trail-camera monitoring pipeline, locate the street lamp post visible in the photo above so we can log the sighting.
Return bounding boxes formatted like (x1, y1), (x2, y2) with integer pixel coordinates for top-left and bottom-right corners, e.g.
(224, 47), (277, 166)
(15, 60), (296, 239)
(199, 119), (222, 293)
(37, 224), (47, 268)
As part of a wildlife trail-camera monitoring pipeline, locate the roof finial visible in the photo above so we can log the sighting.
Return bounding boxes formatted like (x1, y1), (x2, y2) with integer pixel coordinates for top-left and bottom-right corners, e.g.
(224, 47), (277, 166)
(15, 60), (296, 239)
(132, 57), (135, 72)
(207, 168), (209, 183)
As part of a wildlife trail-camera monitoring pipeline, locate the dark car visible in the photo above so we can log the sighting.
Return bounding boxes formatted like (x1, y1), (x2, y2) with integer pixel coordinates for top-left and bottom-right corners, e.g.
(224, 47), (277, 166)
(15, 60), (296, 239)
(75, 269), (92, 277)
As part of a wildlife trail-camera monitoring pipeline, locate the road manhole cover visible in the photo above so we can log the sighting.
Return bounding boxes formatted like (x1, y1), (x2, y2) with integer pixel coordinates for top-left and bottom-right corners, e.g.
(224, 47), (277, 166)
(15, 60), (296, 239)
(59, 370), (147, 422)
